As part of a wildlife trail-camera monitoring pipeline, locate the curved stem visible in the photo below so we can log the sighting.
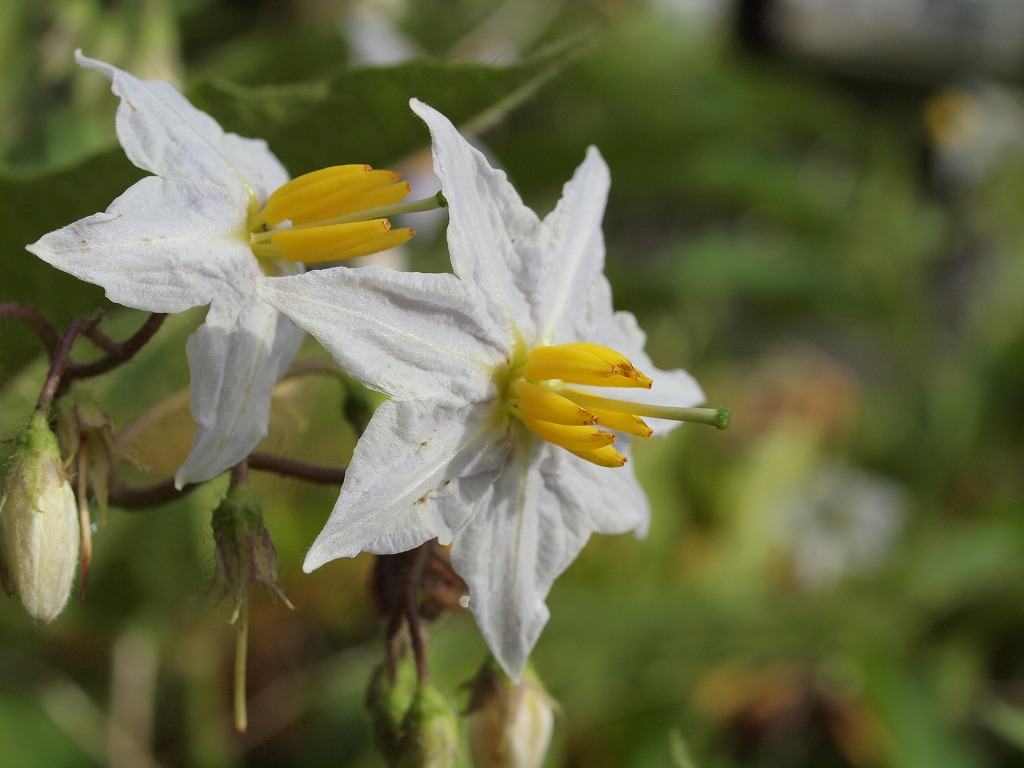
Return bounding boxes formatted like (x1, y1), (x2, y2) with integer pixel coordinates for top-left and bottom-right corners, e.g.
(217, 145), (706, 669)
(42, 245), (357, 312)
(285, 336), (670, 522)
(107, 477), (198, 509)
(108, 454), (345, 510)
(0, 302), (61, 356)
(247, 452), (346, 485)
(64, 313), (167, 381)
(37, 316), (97, 412)
(404, 546), (430, 684)
(230, 461), (249, 489)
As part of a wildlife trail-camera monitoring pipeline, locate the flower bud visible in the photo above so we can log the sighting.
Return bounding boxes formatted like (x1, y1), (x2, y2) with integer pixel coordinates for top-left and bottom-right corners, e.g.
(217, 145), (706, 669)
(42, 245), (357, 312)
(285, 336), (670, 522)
(366, 654), (419, 760)
(467, 660), (555, 768)
(0, 411), (80, 622)
(210, 486), (291, 618)
(398, 683), (460, 768)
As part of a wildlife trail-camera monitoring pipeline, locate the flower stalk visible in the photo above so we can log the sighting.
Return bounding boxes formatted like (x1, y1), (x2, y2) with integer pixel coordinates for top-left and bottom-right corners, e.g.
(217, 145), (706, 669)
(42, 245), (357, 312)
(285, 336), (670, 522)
(234, 598), (250, 733)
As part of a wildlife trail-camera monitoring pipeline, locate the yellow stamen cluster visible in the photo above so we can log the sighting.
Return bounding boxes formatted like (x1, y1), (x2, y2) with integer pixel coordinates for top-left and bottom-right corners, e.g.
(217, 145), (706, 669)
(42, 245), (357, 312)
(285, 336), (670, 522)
(508, 343), (655, 468)
(249, 164), (415, 265)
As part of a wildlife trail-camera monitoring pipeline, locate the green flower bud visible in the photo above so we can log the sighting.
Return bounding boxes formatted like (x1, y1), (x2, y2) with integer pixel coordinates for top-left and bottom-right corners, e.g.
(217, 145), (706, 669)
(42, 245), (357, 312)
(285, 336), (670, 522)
(398, 684), (460, 768)
(210, 486), (291, 619)
(367, 654), (419, 761)
(467, 660), (555, 768)
(0, 411), (80, 622)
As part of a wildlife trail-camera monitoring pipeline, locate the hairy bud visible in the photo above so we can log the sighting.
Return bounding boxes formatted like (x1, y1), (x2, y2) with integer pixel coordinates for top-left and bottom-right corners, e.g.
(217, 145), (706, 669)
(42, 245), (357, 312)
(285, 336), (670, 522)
(210, 486), (291, 619)
(0, 411), (80, 622)
(467, 660), (555, 768)
(367, 654), (419, 761)
(399, 683), (460, 768)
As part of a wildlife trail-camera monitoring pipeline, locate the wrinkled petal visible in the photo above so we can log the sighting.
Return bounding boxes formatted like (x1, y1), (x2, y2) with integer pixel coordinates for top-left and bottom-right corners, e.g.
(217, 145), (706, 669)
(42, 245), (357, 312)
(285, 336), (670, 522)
(410, 99), (542, 343)
(450, 439), (646, 680)
(28, 176), (252, 313)
(303, 399), (506, 569)
(553, 445), (650, 538)
(259, 266), (506, 405)
(534, 146), (611, 343)
(76, 51), (288, 200)
(174, 295), (303, 487)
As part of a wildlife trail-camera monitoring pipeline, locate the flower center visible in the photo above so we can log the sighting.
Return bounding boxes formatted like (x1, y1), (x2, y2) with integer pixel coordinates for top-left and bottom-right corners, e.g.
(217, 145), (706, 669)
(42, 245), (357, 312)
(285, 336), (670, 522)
(248, 164), (443, 265)
(506, 342), (730, 468)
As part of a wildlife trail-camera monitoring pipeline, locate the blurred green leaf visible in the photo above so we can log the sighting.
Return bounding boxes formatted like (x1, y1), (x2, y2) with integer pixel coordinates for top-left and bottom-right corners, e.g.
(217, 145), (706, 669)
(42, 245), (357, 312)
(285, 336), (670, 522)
(0, 150), (142, 377)
(189, 33), (595, 173)
(982, 700), (1024, 754)
(0, 691), (96, 767)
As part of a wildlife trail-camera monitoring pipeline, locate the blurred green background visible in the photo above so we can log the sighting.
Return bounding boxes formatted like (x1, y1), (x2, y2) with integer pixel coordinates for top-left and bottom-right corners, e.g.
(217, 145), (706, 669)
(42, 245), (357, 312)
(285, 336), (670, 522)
(2, 1), (1024, 766)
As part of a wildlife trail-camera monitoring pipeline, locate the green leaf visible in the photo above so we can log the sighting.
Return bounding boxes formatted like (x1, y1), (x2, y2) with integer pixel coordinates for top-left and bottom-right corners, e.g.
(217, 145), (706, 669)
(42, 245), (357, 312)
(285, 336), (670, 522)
(188, 33), (596, 173)
(0, 149), (143, 377)
(983, 699), (1024, 753)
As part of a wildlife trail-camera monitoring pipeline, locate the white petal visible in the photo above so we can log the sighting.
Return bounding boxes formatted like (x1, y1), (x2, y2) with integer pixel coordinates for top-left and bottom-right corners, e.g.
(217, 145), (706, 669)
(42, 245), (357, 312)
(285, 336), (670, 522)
(76, 52), (289, 200)
(535, 146), (611, 343)
(28, 176), (253, 313)
(303, 399), (506, 569)
(450, 441), (649, 680)
(555, 444), (651, 538)
(258, 266), (506, 405)
(410, 99), (543, 343)
(174, 295), (303, 487)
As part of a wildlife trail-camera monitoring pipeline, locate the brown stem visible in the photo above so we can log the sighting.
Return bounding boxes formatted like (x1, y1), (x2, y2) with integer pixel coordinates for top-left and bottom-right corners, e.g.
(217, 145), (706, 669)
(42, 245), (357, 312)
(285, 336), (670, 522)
(230, 461), (249, 489)
(247, 453), (346, 485)
(107, 454), (345, 510)
(404, 546), (430, 683)
(0, 302), (61, 356)
(64, 312), (167, 381)
(107, 477), (198, 509)
(37, 316), (98, 412)
(383, 611), (403, 684)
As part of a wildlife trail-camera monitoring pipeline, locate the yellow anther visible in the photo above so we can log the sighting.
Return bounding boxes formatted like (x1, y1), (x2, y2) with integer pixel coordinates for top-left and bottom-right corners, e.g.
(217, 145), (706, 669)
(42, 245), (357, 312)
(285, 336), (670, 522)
(506, 340), (727, 466)
(247, 163), (439, 267)
(255, 165), (365, 227)
(519, 416), (617, 452)
(326, 226), (414, 261)
(285, 172), (408, 227)
(588, 407), (652, 438)
(260, 219), (413, 264)
(505, 341), (659, 466)
(257, 165), (410, 227)
(568, 444), (628, 468)
(522, 343), (652, 388)
(512, 380), (597, 426)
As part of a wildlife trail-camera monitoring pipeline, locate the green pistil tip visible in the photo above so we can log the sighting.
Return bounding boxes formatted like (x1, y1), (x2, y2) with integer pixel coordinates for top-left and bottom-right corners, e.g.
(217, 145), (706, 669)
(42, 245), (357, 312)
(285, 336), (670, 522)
(436, 190), (448, 208)
(714, 407), (731, 430)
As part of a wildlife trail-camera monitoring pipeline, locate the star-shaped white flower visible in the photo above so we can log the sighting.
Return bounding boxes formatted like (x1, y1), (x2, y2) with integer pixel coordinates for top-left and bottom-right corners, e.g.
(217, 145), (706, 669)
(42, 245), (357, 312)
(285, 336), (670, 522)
(28, 53), (416, 488)
(259, 100), (713, 679)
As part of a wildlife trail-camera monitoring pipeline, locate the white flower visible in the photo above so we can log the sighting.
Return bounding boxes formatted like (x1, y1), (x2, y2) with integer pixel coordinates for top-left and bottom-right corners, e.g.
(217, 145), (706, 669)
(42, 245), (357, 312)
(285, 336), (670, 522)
(27, 53), (416, 488)
(258, 100), (711, 678)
